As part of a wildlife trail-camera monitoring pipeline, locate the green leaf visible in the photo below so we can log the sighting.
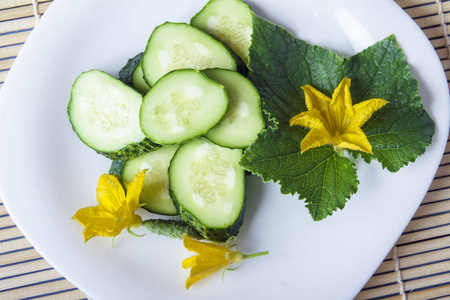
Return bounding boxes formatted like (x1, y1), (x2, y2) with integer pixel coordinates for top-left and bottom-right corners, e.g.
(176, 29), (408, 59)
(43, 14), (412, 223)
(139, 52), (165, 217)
(345, 35), (422, 107)
(358, 105), (435, 172)
(240, 125), (359, 221)
(249, 15), (344, 125)
(344, 35), (435, 171)
(244, 16), (435, 219)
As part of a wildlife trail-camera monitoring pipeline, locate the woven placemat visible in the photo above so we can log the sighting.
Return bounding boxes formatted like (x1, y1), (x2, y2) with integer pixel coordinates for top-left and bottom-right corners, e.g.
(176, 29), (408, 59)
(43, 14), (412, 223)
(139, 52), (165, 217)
(1, 1), (449, 299)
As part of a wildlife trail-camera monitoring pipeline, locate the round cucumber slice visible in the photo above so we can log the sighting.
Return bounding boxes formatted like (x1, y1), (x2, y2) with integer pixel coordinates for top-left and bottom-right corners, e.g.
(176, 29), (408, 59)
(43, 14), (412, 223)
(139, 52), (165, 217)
(140, 69), (229, 145)
(203, 68), (265, 148)
(122, 145), (179, 215)
(68, 70), (159, 160)
(191, 0), (253, 65)
(142, 22), (237, 86)
(169, 138), (245, 241)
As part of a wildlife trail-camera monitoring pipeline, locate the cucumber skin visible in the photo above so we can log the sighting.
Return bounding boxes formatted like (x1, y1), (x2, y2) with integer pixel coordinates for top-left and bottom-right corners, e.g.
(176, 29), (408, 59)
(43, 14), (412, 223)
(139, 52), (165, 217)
(224, 44), (248, 76)
(119, 52), (143, 86)
(172, 192), (246, 242)
(141, 219), (201, 240)
(109, 159), (126, 180)
(97, 137), (160, 160)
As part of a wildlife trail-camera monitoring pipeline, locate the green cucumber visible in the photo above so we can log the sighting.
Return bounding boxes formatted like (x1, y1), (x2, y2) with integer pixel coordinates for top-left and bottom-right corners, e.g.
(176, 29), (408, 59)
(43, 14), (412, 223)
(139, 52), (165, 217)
(203, 68), (264, 148)
(132, 62), (151, 94)
(119, 53), (150, 94)
(142, 219), (201, 239)
(169, 137), (246, 241)
(121, 145), (179, 215)
(68, 70), (159, 160)
(141, 22), (237, 86)
(109, 159), (126, 180)
(140, 69), (229, 145)
(191, 0), (254, 66)
(118, 53), (142, 86)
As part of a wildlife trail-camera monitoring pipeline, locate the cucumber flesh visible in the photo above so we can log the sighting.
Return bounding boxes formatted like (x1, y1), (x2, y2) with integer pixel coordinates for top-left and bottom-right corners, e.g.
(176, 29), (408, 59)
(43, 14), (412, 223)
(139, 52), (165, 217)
(203, 69), (264, 148)
(132, 62), (150, 94)
(140, 69), (229, 145)
(122, 145), (179, 215)
(191, 0), (253, 66)
(142, 22), (237, 86)
(68, 70), (159, 160)
(169, 138), (245, 241)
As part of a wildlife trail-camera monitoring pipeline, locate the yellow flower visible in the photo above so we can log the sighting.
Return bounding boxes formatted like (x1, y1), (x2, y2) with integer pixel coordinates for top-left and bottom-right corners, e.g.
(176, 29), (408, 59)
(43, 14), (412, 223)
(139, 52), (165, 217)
(289, 78), (388, 153)
(73, 170), (146, 243)
(182, 235), (268, 290)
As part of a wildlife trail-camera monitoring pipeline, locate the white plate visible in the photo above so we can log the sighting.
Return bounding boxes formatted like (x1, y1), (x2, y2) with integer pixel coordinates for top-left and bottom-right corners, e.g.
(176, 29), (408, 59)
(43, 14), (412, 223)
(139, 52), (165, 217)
(0, 0), (448, 299)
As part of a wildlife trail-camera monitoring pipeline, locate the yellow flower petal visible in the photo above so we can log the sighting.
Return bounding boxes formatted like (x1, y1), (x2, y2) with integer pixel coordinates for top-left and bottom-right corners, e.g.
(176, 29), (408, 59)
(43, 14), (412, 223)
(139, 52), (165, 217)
(329, 78), (354, 130)
(185, 259), (229, 290)
(183, 235), (230, 256)
(73, 206), (118, 242)
(96, 174), (125, 213)
(182, 255), (199, 269)
(335, 128), (373, 153)
(182, 235), (235, 289)
(289, 110), (325, 130)
(300, 128), (333, 153)
(290, 78), (388, 154)
(125, 169), (147, 211)
(181, 235), (268, 289)
(331, 78), (352, 109)
(351, 98), (388, 128)
(73, 170), (146, 242)
(302, 84), (331, 112)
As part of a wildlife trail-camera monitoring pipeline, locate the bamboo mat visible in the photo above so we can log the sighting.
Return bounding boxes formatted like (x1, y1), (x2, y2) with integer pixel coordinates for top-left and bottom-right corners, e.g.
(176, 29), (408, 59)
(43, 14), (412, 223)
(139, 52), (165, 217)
(0, 0), (449, 299)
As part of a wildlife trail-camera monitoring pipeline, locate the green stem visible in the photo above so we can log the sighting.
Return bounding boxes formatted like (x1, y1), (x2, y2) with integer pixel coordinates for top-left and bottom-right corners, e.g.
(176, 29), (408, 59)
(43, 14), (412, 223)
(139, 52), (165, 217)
(243, 250), (269, 259)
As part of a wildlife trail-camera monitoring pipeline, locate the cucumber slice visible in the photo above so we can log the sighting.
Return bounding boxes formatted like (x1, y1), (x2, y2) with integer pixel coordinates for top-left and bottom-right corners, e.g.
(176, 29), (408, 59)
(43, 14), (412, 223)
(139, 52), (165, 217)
(119, 53), (150, 94)
(132, 62), (151, 94)
(109, 159), (126, 179)
(191, 0), (253, 66)
(122, 145), (179, 215)
(203, 69), (264, 148)
(169, 138), (245, 241)
(68, 70), (159, 160)
(118, 53), (142, 86)
(140, 69), (229, 145)
(142, 22), (237, 86)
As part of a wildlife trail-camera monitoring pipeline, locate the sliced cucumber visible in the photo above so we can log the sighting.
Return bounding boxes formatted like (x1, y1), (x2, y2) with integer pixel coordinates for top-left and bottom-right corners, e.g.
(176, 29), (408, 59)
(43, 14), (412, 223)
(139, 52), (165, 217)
(119, 53), (150, 94)
(142, 22), (237, 86)
(140, 69), (229, 145)
(132, 62), (151, 94)
(118, 53), (143, 86)
(169, 138), (245, 241)
(122, 145), (179, 215)
(203, 69), (264, 148)
(68, 70), (159, 160)
(191, 0), (253, 66)
(109, 159), (126, 179)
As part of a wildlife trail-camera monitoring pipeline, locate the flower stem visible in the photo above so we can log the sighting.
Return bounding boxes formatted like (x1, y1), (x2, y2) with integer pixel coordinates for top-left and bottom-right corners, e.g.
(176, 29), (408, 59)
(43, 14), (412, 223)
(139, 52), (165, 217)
(243, 250), (269, 259)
